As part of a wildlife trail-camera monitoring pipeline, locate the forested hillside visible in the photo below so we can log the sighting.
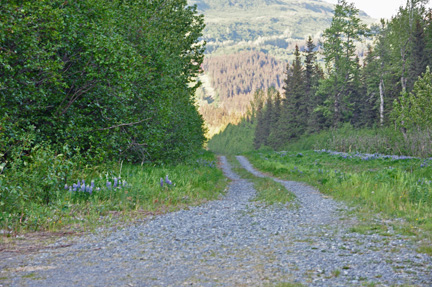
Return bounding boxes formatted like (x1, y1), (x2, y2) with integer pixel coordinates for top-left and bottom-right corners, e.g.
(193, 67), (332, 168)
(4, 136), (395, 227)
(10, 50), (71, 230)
(190, 0), (372, 55)
(209, 0), (432, 158)
(197, 51), (285, 135)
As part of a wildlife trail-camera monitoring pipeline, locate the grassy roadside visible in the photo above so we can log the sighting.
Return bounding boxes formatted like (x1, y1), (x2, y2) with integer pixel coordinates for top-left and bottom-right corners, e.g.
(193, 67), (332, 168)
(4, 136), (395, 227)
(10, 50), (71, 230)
(244, 150), (432, 254)
(1, 151), (227, 242)
(226, 155), (296, 206)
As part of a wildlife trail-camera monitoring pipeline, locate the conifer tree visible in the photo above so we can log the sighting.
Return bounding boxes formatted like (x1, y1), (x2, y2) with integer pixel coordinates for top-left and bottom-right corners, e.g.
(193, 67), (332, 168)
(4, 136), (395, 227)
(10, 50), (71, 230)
(261, 92), (274, 146)
(303, 36), (325, 133)
(253, 89), (266, 149)
(361, 45), (380, 127)
(321, 0), (367, 126)
(408, 18), (428, 91)
(272, 45), (305, 148)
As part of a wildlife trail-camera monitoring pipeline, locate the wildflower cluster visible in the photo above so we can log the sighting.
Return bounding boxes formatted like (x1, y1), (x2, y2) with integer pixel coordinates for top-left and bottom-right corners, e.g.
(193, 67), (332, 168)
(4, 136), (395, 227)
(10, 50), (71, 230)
(160, 175), (173, 188)
(292, 166), (303, 174)
(196, 159), (216, 168)
(420, 159), (432, 168)
(65, 177), (128, 195)
(417, 178), (432, 186)
(314, 149), (422, 161)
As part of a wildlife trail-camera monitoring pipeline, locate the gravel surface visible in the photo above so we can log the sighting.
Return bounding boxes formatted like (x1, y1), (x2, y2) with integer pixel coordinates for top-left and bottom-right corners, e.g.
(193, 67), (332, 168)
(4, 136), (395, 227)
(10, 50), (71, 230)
(1, 156), (431, 286)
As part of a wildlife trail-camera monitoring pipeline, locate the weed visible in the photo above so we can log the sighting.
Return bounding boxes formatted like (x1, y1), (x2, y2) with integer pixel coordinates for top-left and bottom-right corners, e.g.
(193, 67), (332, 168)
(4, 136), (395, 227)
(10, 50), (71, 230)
(0, 150), (227, 236)
(226, 156), (296, 205)
(332, 269), (341, 277)
(245, 150), (432, 241)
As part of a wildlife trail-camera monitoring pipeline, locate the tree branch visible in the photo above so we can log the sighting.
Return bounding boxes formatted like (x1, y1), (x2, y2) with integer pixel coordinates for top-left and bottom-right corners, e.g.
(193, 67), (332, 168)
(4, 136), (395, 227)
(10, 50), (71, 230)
(97, 118), (150, 131)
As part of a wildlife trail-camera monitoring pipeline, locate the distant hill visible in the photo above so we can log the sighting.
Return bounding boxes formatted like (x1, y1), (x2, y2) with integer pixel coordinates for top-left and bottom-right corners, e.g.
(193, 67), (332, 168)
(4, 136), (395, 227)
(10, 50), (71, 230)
(190, 0), (373, 57)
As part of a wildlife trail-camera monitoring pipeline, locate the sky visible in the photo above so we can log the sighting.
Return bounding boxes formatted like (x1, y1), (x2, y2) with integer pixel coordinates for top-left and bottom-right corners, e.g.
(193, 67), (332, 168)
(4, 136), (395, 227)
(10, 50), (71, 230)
(323, 0), (432, 19)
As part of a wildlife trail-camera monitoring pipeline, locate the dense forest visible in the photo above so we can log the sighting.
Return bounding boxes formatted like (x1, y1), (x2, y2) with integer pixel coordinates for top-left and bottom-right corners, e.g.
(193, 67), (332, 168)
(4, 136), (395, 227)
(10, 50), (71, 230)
(0, 0), (206, 165)
(209, 0), (432, 157)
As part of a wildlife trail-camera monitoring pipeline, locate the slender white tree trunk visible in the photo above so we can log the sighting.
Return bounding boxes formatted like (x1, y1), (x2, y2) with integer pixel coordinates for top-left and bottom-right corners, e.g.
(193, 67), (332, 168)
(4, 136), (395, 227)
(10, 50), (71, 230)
(379, 78), (385, 126)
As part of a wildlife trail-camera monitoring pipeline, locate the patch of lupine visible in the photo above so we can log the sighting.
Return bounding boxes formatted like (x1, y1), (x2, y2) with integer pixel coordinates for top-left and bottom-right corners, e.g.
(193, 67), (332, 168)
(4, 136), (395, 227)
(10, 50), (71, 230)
(160, 175), (174, 188)
(195, 159), (217, 168)
(314, 149), (432, 162)
(420, 160), (432, 168)
(292, 166), (303, 174)
(417, 178), (432, 186)
(64, 177), (128, 194)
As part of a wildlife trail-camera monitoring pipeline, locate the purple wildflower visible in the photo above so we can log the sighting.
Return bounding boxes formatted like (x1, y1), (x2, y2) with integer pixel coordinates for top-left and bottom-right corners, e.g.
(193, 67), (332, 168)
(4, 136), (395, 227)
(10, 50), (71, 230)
(107, 181), (112, 190)
(160, 178), (164, 188)
(64, 184), (69, 190)
(86, 185), (92, 194)
(165, 175), (172, 185)
(114, 177), (118, 188)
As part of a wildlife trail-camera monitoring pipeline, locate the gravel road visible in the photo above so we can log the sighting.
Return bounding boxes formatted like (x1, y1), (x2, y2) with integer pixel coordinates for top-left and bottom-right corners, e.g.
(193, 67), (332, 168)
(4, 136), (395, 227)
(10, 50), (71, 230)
(1, 156), (431, 286)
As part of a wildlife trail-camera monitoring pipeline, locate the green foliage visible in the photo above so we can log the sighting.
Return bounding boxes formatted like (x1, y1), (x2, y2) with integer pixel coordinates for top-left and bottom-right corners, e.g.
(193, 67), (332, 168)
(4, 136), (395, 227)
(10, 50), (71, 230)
(393, 66), (432, 131)
(278, 124), (432, 158)
(0, 0), (206, 164)
(227, 156), (295, 206)
(273, 45), (306, 146)
(245, 149), (432, 236)
(320, 0), (368, 127)
(208, 120), (256, 154)
(0, 150), (226, 233)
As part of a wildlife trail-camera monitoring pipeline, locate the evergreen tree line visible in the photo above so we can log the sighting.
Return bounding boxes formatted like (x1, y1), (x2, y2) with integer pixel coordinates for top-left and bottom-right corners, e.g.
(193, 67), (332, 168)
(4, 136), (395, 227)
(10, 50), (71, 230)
(254, 0), (432, 150)
(0, 0), (206, 164)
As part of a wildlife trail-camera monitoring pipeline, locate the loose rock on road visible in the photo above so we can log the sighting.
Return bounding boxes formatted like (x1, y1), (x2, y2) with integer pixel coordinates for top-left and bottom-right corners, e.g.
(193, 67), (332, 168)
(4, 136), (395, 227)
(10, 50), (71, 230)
(1, 156), (431, 286)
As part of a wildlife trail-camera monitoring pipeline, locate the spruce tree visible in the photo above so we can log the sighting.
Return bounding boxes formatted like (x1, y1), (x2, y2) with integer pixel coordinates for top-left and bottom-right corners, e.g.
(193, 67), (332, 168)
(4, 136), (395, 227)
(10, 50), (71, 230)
(408, 18), (428, 91)
(253, 89), (266, 149)
(273, 45), (305, 148)
(266, 88), (282, 149)
(303, 36), (324, 133)
(262, 93), (274, 146)
(321, 0), (367, 127)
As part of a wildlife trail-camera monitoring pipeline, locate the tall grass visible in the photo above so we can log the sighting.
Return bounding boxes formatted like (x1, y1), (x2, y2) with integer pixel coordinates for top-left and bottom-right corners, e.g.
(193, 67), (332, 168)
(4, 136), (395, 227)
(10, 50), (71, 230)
(281, 124), (432, 158)
(207, 120), (255, 154)
(245, 150), (432, 237)
(0, 149), (226, 235)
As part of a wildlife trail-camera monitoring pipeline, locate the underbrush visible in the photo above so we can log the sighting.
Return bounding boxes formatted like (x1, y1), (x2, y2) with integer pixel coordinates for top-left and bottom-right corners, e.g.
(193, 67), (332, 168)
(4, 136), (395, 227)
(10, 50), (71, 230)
(0, 148), (226, 236)
(245, 150), (432, 243)
(281, 124), (432, 158)
(207, 121), (255, 155)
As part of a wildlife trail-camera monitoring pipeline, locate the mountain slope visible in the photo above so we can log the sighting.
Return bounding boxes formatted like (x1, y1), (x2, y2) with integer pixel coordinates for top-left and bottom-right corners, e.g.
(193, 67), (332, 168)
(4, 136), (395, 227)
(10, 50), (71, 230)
(191, 0), (373, 56)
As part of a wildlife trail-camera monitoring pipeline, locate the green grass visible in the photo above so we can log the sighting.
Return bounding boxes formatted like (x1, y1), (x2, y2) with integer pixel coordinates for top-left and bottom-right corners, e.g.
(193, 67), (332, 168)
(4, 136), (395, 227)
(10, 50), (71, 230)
(226, 155), (296, 205)
(0, 150), (227, 237)
(244, 149), (432, 253)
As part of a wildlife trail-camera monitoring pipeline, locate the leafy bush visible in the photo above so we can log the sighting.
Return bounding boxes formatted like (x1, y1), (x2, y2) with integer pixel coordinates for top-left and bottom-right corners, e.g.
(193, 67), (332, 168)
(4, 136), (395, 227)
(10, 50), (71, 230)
(0, 0), (206, 164)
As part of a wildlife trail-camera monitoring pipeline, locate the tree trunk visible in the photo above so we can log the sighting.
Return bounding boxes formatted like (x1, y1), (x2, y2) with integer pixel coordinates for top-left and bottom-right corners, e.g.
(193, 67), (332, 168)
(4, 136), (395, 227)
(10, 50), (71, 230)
(379, 78), (385, 126)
